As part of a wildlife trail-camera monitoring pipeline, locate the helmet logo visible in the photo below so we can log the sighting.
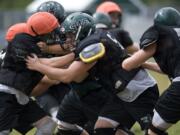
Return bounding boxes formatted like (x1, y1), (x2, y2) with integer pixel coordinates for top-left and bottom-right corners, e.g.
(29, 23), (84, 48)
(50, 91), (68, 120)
(70, 19), (89, 30)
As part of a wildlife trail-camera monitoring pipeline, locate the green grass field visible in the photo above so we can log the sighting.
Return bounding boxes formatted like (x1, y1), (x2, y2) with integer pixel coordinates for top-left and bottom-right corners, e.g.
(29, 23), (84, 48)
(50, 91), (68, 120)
(11, 70), (180, 135)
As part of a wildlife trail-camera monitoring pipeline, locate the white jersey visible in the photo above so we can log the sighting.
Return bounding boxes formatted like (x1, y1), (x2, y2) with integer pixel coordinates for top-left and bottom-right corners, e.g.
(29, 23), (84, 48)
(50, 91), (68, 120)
(117, 69), (156, 102)
(0, 84), (29, 105)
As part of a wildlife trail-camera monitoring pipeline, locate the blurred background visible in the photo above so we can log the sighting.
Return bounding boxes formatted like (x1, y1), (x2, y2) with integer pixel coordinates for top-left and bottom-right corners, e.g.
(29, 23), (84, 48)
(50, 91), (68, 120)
(0, 0), (179, 135)
(0, 0), (179, 47)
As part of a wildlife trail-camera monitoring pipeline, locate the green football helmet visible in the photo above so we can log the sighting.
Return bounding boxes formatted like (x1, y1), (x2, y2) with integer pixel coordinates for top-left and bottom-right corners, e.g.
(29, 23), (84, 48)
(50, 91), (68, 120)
(154, 7), (180, 26)
(60, 12), (96, 42)
(37, 1), (66, 23)
(93, 12), (112, 29)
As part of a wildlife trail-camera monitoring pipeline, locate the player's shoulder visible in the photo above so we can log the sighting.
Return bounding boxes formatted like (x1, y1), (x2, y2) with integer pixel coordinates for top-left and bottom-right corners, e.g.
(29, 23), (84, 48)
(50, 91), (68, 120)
(140, 25), (159, 49)
(77, 31), (103, 51)
(12, 33), (37, 44)
(75, 32), (105, 63)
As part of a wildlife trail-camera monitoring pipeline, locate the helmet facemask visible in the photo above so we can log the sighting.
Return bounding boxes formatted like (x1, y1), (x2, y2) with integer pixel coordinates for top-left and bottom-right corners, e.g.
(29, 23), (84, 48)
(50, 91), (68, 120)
(109, 12), (122, 28)
(75, 25), (94, 43)
(60, 12), (96, 51)
(33, 27), (64, 46)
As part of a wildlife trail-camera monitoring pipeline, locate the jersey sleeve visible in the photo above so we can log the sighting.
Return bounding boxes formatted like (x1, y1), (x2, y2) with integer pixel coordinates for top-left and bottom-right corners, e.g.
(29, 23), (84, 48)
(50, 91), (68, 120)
(140, 26), (159, 49)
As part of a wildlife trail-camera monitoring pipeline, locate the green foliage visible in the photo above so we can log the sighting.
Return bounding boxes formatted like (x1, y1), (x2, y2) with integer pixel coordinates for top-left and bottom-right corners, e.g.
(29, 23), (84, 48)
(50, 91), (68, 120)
(0, 0), (32, 10)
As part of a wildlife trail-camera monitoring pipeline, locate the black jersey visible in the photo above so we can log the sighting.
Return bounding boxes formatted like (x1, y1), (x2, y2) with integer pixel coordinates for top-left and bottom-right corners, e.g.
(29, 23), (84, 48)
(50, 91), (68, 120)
(75, 30), (140, 93)
(0, 33), (43, 95)
(140, 25), (180, 78)
(109, 28), (133, 48)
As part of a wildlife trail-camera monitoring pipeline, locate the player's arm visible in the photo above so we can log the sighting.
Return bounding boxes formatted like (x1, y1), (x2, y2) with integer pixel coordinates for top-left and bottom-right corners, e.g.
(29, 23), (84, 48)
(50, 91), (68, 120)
(124, 43), (163, 73)
(47, 44), (69, 55)
(39, 53), (75, 68)
(37, 42), (69, 55)
(122, 43), (156, 71)
(122, 26), (158, 71)
(27, 57), (95, 83)
(125, 43), (139, 54)
(26, 43), (105, 83)
(31, 76), (60, 97)
(142, 61), (163, 73)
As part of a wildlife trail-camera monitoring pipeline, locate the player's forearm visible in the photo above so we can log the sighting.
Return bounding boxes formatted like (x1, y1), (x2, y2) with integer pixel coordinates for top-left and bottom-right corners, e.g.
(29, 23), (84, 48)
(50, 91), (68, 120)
(50, 53), (74, 67)
(48, 45), (69, 55)
(126, 43), (139, 54)
(31, 76), (60, 97)
(36, 63), (73, 83)
(123, 44), (156, 71)
(31, 77), (53, 97)
(40, 53), (74, 68)
(122, 51), (145, 71)
(31, 83), (51, 97)
(142, 62), (163, 73)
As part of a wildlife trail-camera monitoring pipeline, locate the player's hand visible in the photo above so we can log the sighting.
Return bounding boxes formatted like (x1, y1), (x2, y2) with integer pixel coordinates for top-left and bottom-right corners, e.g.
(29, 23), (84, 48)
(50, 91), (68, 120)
(37, 42), (49, 53)
(26, 54), (41, 71)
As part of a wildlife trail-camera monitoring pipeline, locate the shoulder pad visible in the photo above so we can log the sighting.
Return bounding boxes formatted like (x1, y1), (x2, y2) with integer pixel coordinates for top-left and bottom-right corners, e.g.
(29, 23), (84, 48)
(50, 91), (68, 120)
(140, 26), (158, 49)
(79, 43), (105, 63)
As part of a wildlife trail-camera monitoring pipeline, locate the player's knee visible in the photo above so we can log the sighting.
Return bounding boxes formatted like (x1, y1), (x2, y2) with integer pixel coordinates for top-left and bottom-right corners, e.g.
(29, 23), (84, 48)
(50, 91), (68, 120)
(35, 116), (57, 135)
(148, 124), (168, 135)
(94, 117), (134, 135)
(152, 111), (172, 130)
(116, 125), (135, 135)
(95, 116), (119, 128)
(147, 110), (172, 135)
(57, 121), (84, 135)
